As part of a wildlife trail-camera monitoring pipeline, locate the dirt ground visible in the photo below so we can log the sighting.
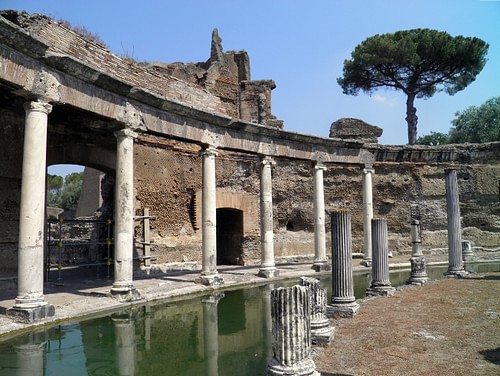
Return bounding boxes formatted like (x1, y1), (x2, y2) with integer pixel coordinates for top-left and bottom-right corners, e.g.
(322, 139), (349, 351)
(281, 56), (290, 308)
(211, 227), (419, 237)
(315, 272), (500, 376)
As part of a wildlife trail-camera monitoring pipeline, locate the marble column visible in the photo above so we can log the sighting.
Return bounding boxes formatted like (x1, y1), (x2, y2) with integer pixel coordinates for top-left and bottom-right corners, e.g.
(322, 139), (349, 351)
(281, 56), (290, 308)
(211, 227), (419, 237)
(366, 218), (395, 296)
(408, 204), (429, 285)
(444, 168), (466, 277)
(258, 156), (279, 278)
(328, 209), (359, 318)
(312, 163), (330, 272)
(112, 312), (136, 376)
(300, 277), (334, 345)
(202, 292), (223, 376)
(267, 285), (319, 376)
(197, 146), (223, 286)
(7, 101), (55, 323)
(361, 167), (374, 266)
(111, 129), (140, 300)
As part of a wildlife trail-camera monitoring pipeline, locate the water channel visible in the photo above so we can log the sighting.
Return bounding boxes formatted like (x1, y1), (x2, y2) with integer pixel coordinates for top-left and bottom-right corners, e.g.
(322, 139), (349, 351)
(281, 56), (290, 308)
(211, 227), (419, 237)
(0, 262), (498, 375)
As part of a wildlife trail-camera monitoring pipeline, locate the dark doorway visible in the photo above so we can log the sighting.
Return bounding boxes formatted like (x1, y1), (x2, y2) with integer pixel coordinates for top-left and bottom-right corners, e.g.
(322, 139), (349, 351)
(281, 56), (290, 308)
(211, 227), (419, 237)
(216, 208), (243, 265)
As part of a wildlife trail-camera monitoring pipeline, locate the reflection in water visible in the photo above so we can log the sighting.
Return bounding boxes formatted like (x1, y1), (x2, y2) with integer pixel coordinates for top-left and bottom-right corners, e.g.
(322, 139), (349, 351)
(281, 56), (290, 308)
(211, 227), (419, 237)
(0, 263), (498, 375)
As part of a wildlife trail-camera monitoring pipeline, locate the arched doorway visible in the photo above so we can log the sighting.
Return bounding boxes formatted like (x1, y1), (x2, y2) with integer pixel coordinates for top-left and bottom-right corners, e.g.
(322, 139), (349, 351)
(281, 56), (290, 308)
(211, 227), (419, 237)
(216, 208), (243, 265)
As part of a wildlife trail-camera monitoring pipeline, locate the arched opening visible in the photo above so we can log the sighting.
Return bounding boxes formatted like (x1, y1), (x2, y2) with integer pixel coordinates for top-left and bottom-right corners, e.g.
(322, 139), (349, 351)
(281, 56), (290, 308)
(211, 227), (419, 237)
(216, 208), (243, 265)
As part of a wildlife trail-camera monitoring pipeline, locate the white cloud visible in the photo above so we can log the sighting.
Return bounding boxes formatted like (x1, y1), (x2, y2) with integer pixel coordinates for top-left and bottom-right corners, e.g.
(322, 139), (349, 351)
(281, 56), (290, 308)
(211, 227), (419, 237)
(372, 94), (387, 103)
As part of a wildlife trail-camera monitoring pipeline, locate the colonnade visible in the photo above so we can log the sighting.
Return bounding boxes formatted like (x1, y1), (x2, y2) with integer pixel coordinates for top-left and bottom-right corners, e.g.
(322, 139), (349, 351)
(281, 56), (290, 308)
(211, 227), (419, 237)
(8, 98), (376, 318)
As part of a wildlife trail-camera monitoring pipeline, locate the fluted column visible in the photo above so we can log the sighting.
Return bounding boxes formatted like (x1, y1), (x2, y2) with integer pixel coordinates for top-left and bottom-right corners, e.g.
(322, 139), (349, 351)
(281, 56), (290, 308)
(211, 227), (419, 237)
(361, 167), (374, 266)
(300, 277), (334, 345)
(312, 163), (330, 272)
(408, 204), (429, 285)
(258, 156), (279, 278)
(202, 292), (223, 376)
(444, 168), (466, 277)
(111, 129), (140, 300)
(197, 146), (223, 286)
(328, 210), (359, 318)
(366, 218), (395, 296)
(8, 101), (55, 322)
(267, 285), (319, 376)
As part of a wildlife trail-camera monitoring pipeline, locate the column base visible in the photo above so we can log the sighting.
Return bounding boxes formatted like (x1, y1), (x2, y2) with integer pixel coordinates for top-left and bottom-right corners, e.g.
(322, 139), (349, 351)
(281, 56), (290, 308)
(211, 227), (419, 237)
(462, 253), (475, 262)
(195, 273), (224, 286)
(111, 285), (142, 302)
(327, 301), (360, 318)
(311, 324), (335, 345)
(6, 304), (55, 323)
(311, 262), (331, 272)
(258, 267), (279, 278)
(360, 258), (372, 267)
(267, 357), (319, 376)
(407, 275), (429, 285)
(444, 269), (468, 278)
(366, 285), (396, 297)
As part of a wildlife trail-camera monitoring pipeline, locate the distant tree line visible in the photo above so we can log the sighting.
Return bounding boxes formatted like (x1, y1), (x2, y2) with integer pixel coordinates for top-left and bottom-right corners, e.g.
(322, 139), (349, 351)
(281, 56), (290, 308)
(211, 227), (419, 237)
(417, 96), (500, 145)
(47, 172), (84, 210)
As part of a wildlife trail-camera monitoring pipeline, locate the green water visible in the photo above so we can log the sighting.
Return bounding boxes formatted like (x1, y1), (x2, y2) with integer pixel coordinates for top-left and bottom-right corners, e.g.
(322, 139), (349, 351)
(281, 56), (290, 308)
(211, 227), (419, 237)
(0, 262), (497, 375)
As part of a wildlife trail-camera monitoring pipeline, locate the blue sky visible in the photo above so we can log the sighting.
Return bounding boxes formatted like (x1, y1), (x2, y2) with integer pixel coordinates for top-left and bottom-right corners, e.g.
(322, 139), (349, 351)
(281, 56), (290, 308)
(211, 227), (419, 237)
(3, 0), (499, 152)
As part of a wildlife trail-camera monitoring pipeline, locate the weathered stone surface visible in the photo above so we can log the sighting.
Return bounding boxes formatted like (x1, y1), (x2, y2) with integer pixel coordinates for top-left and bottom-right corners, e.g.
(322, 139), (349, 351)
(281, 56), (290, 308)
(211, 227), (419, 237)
(268, 285), (319, 376)
(330, 118), (383, 143)
(366, 218), (396, 296)
(328, 210), (360, 317)
(300, 277), (334, 345)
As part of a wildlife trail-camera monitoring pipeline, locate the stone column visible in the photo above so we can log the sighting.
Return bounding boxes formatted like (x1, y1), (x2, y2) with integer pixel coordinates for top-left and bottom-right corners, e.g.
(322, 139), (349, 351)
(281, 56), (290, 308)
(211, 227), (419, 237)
(258, 156), (279, 278)
(111, 129), (140, 300)
(408, 204), (429, 285)
(312, 163), (330, 272)
(197, 146), (223, 286)
(7, 101), (55, 323)
(112, 312), (136, 376)
(366, 218), (395, 296)
(300, 277), (334, 345)
(361, 167), (374, 266)
(202, 292), (223, 376)
(328, 210), (359, 318)
(267, 285), (319, 376)
(444, 168), (466, 277)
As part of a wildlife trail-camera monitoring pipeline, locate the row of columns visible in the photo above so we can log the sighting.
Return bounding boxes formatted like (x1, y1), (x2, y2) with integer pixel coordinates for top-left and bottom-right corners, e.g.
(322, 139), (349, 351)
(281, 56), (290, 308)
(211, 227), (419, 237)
(8, 100), (140, 320)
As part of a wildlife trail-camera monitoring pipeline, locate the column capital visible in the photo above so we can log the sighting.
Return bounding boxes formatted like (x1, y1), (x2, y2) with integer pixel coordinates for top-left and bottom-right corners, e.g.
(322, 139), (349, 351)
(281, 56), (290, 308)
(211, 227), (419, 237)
(201, 145), (218, 157)
(314, 163), (327, 172)
(261, 155), (276, 167)
(363, 167), (375, 175)
(24, 101), (52, 115)
(114, 128), (138, 140)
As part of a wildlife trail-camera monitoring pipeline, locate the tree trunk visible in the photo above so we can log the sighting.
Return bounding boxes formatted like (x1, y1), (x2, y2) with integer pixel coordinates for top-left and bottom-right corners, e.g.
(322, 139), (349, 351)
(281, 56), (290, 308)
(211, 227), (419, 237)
(405, 93), (418, 145)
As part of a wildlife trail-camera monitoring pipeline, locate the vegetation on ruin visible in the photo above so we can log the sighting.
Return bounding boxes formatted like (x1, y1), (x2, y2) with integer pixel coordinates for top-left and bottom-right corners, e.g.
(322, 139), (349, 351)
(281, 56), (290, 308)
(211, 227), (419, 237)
(47, 172), (83, 210)
(417, 96), (500, 145)
(338, 29), (489, 145)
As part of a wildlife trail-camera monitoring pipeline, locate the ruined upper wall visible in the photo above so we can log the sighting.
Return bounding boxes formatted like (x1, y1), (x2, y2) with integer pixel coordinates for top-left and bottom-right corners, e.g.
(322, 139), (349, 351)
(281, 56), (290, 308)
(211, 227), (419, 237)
(0, 11), (282, 127)
(0, 11), (228, 114)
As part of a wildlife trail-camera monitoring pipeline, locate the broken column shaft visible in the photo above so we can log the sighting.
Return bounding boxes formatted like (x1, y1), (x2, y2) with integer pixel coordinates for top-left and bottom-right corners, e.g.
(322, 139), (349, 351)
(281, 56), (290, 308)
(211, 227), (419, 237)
(300, 277), (334, 345)
(328, 209), (359, 317)
(267, 285), (319, 376)
(366, 218), (395, 296)
(408, 204), (428, 285)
